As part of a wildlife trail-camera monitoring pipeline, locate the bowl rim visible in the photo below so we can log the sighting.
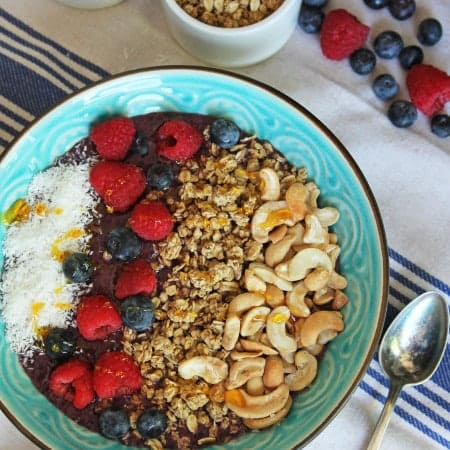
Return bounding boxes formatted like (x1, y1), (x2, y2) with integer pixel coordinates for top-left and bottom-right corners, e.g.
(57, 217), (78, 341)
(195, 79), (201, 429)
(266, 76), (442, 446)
(0, 65), (389, 450)
(161, 0), (301, 36)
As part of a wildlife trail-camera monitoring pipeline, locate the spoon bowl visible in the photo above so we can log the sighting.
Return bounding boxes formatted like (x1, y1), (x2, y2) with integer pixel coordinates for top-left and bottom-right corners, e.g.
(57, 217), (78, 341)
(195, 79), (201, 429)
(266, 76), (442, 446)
(367, 291), (449, 449)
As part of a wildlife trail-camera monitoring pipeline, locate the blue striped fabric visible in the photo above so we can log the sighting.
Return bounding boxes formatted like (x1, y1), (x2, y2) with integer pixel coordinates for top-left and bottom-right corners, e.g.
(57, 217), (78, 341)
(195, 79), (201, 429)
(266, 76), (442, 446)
(0, 6), (448, 449)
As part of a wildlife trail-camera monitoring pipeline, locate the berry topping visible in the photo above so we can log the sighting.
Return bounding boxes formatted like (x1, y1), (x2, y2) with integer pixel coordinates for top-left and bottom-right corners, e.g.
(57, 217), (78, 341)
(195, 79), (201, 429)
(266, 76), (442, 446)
(76, 295), (122, 341)
(349, 48), (376, 75)
(417, 18), (443, 46)
(372, 74), (399, 101)
(363, 0), (389, 9)
(320, 9), (370, 61)
(99, 408), (130, 440)
(387, 100), (417, 128)
(210, 119), (241, 149)
(406, 64), (450, 116)
(90, 117), (136, 161)
(62, 252), (93, 283)
(44, 328), (76, 361)
(106, 227), (142, 262)
(114, 258), (157, 300)
(136, 408), (167, 439)
(388, 0), (415, 21)
(399, 45), (424, 70)
(93, 351), (142, 399)
(130, 132), (150, 156)
(147, 160), (176, 191)
(49, 359), (94, 409)
(129, 200), (174, 241)
(373, 30), (404, 59)
(156, 120), (203, 161)
(298, 5), (325, 34)
(431, 114), (450, 138)
(89, 161), (146, 213)
(120, 295), (155, 332)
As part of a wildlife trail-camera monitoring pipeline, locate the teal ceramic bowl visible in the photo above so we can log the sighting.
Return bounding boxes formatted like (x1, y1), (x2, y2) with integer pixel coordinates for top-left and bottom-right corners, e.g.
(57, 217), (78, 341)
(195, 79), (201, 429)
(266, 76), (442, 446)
(0, 66), (388, 449)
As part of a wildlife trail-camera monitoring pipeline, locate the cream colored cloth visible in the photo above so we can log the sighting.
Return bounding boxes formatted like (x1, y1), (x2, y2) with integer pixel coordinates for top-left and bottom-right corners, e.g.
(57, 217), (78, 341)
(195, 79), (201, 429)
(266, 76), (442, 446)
(0, 1), (448, 449)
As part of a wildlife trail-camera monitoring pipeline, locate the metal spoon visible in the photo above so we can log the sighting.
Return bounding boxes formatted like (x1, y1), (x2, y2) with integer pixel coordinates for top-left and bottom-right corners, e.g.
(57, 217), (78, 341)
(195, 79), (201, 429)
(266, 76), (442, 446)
(367, 291), (449, 450)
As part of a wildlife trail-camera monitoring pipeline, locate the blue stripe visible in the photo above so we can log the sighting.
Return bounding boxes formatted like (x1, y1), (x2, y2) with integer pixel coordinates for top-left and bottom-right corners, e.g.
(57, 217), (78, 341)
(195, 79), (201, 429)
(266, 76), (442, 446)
(0, 8), (109, 79)
(368, 366), (450, 431)
(415, 384), (450, 416)
(390, 267), (427, 296)
(0, 54), (66, 116)
(0, 39), (78, 91)
(0, 136), (8, 147)
(0, 103), (29, 126)
(0, 120), (18, 137)
(0, 24), (94, 86)
(389, 247), (450, 295)
(388, 285), (414, 306)
(359, 380), (450, 448)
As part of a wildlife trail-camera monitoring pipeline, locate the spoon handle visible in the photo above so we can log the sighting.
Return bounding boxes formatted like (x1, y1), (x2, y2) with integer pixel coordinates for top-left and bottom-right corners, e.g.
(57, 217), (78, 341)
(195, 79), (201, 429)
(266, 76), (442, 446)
(366, 382), (403, 450)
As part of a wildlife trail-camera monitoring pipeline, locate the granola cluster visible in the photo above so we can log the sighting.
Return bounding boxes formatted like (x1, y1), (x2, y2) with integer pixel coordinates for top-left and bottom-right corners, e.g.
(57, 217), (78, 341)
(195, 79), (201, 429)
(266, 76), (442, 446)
(175, 0), (285, 28)
(122, 131), (307, 449)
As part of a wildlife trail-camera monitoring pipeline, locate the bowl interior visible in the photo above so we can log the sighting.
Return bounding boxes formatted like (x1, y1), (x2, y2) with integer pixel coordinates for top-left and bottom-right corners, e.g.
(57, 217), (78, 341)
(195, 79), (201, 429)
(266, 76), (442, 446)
(0, 67), (387, 450)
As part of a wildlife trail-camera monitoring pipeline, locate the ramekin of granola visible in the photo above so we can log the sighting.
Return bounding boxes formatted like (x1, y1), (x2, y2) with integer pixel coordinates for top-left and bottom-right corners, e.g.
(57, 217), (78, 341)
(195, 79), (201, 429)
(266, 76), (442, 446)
(0, 67), (388, 450)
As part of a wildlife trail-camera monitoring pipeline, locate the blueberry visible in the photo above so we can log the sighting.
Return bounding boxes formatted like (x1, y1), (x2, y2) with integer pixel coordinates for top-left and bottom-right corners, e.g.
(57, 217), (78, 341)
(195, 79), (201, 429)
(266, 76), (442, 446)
(298, 5), (324, 34)
(372, 74), (399, 100)
(388, 0), (415, 21)
(44, 328), (76, 360)
(106, 227), (141, 262)
(398, 45), (424, 70)
(363, 0), (389, 9)
(387, 100), (417, 128)
(302, 0), (327, 6)
(417, 18), (443, 46)
(62, 253), (93, 283)
(120, 295), (155, 331)
(210, 119), (240, 149)
(147, 161), (175, 191)
(136, 408), (167, 439)
(99, 408), (130, 440)
(431, 114), (450, 138)
(373, 31), (404, 59)
(349, 48), (376, 75)
(130, 132), (149, 156)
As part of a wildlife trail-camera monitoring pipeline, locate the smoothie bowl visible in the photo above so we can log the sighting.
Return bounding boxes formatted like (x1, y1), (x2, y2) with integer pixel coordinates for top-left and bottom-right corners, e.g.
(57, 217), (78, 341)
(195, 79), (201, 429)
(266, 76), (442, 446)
(0, 66), (388, 449)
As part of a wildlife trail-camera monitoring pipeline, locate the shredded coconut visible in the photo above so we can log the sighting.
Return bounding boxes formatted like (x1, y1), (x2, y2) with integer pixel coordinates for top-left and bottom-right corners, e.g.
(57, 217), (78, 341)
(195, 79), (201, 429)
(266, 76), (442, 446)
(0, 160), (99, 355)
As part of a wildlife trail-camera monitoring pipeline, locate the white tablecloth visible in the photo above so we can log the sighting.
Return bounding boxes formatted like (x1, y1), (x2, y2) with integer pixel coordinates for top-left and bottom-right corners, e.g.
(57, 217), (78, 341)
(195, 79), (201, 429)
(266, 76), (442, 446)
(0, 0), (448, 449)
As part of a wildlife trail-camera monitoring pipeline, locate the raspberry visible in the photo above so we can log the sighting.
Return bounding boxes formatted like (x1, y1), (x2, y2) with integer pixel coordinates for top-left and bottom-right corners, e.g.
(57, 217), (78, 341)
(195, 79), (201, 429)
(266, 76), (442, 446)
(76, 295), (122, 341)
(89, 161), (146, 213)
(90, 117), (136, 160)
(156, 120), (203, 161)
(129, 200), (174, 241)
(115, 258), (157, 300)
(406, 64), (450, 116)
(320, 9), (370, 61)
(49, 359), (94, 409)
(93, 351), (142, 399)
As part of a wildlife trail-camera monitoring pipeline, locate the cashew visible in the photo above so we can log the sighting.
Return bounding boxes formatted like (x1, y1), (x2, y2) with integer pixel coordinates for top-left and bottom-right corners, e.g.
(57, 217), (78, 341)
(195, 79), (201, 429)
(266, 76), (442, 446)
(268, 224), (288, 243)
(250, 262), (293, 291)
(240, 339), (278, 355)
(243, 269), (266, 293)
(262, 355), (284, 388)
(314, 206), (340, 227)
(331, 290), (349, 310)
(251, 201), (295, 243)
(317, 329), (339, 345)
(286, 182), (309, 220)
(300, 311), (344, 347)
(324, 244), (341, 268)
(230, 350), (263, 360)
(226, 357), (266, 390)
(259, 167), (280, 201)
(264, 284), (285, 308)
(224, 384), (290, 419)
(246, 376), (265, 396)
(240, 306), (271, 337)
(304, 267), (331, 291)
(243, 396), (292, 429)
(275, 248), (332, 282)
(313, 287), (335, 305)
(303, 214), (329, 244)
(266, 306), (297, 363)
(285, 350), (317, 391)
(303, 343), (324, 356)
(223, 293), (266, 350)
(286, 282), (310, 318)
(265, 231), (297, 267)
(178, 356), (228, 384)
(328, 271), (348, 290)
